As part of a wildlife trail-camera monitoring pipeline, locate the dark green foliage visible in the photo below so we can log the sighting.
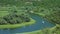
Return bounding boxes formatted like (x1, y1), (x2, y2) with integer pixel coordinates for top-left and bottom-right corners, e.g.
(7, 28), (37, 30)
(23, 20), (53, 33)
(8, 19), (17, 24)
(45, 11), (60, 24)
(14, 11), (17, 13)
(19, 14), (30, 22)
(0, 18), (7, 25)
(0, 10), (30, 25)
(23, 17), (30, 22)
(24, 18), (30, 22)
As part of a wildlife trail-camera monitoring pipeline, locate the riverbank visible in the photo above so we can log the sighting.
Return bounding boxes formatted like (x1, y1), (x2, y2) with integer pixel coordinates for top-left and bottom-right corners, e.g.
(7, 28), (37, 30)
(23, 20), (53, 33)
(0, 18), (35, 29)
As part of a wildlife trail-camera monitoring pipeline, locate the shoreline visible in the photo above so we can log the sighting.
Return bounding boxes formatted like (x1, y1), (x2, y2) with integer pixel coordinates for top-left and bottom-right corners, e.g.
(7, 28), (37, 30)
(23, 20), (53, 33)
(0, 18), (35, 29)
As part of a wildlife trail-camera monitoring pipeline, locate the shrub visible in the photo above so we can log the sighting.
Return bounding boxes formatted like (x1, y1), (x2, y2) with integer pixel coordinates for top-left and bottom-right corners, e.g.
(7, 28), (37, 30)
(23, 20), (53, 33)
(8, 20), (17, 24)
(0, 18), (7, 25)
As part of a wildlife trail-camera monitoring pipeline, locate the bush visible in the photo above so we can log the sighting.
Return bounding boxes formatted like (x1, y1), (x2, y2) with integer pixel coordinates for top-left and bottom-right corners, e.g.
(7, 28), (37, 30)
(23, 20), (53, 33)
(0, 10), (30, 25)
(8, 20), (17, 24)
(0, 18), (7, 25)
(24, 17), (30, 22)
(16, 18), (23, 23)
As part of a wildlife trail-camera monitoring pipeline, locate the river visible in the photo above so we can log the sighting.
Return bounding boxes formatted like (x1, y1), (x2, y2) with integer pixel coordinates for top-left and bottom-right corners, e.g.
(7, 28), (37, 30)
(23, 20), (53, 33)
(0, 14), (55, 34)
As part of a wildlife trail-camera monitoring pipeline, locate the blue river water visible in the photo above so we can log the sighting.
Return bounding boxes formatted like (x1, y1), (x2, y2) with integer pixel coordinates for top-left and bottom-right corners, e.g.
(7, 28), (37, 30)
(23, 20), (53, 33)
(0, 14), (55, 34)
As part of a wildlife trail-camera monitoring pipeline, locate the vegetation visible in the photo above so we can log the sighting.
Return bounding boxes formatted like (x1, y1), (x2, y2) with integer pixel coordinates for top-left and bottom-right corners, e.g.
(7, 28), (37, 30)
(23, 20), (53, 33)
(0, 10), (31, 25)
(0, 0), (60, 34)
(32, 7), (60, 24)
(0, 7), (35, 29)
(0, 18), (35, 29)
(27, 0), (60, 34)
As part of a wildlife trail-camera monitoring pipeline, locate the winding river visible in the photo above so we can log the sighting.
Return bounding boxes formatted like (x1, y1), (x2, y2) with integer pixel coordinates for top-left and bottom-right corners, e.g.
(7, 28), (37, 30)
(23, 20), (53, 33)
(0, 14), (55, 34)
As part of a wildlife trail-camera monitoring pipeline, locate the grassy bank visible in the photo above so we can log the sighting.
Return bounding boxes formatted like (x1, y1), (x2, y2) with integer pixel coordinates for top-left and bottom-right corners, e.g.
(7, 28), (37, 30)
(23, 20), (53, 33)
(0, 18), (35, 29)
(0, 11), (9, 17)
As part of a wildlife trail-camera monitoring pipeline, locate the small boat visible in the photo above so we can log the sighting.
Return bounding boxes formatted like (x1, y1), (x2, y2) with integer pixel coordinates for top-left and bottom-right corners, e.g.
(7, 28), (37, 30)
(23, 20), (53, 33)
(42, 21), (44, 23)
